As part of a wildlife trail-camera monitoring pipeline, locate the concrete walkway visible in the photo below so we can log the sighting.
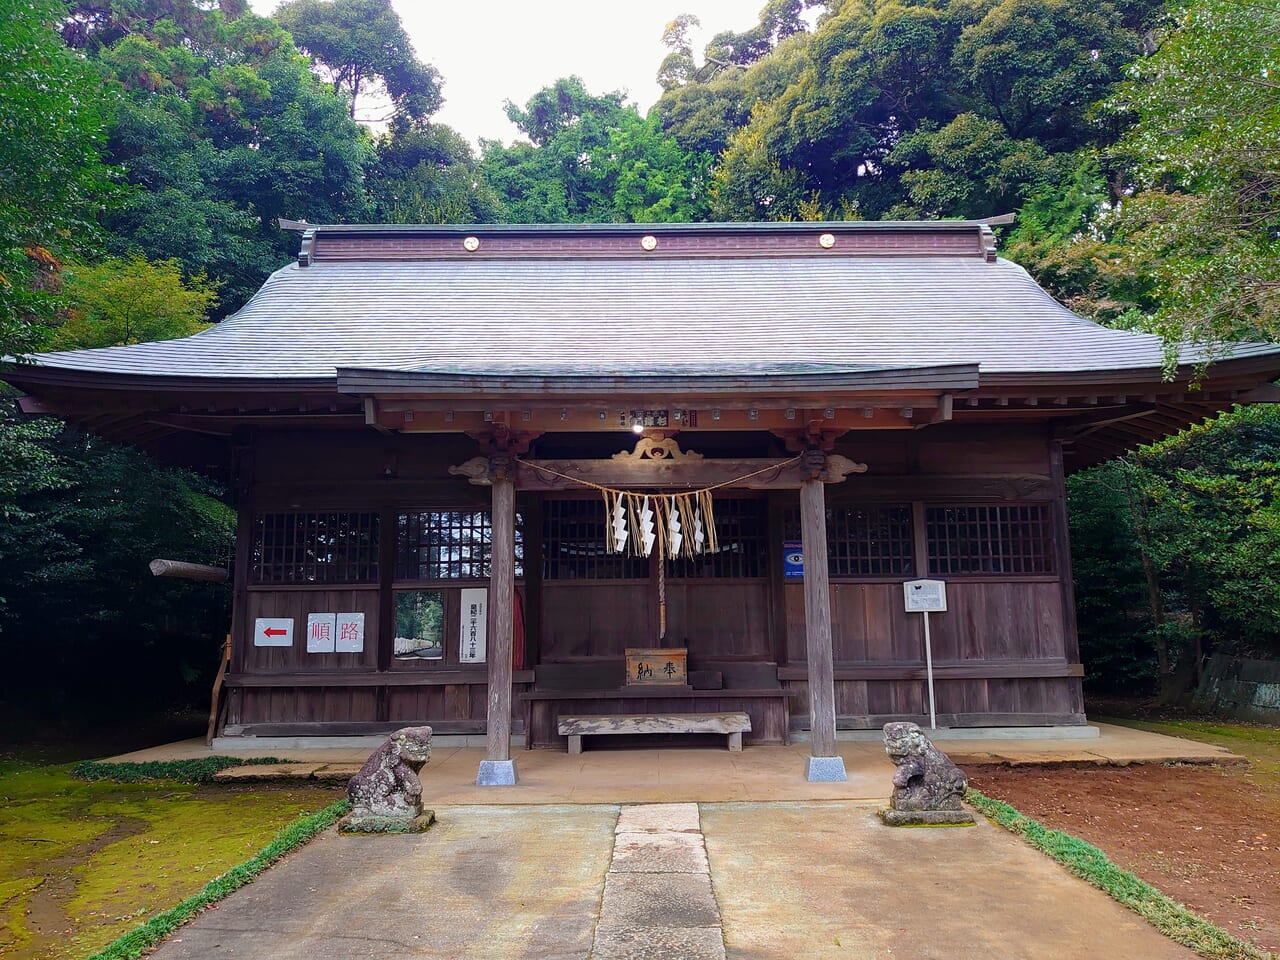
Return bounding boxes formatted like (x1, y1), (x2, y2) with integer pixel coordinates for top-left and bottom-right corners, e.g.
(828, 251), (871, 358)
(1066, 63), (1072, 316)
(150, 800), (1199, 960)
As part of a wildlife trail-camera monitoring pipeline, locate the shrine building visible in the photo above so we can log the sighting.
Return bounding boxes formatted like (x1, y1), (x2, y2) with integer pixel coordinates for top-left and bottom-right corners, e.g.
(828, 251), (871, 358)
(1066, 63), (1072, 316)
(9, 220), (1280, 783)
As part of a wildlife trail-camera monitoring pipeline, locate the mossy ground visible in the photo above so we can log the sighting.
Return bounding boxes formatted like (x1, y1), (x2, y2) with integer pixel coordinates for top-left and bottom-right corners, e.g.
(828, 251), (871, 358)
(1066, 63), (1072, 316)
(1101, 715), (1280, 788)
(0, 759), (341, 960)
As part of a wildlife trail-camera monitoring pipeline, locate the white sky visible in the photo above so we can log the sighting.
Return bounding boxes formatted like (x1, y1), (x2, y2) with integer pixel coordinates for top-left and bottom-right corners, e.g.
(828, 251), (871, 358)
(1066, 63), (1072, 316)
(251, 0), (769, 146)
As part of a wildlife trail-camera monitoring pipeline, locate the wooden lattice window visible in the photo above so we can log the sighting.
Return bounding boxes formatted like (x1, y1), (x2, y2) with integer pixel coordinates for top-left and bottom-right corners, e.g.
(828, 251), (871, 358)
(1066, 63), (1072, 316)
(542, 499), (649, 580)
(396, 510), (523, 581)
(925, 504), (1053, 575)
(669, 498), (768, 579)
(783, 504), (916, 577)
(251, 512), (379, 583)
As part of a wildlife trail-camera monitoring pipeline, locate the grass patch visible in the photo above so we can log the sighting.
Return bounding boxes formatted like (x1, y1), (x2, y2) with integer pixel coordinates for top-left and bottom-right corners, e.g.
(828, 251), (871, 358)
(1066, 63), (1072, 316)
(86, 798), (349, 960)
(72, 756), (289, 784)
(967, 787), (1272, 960)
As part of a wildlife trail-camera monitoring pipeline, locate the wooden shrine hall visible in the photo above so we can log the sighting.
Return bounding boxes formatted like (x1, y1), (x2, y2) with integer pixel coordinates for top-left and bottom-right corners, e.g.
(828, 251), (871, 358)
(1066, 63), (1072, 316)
(9, 220), (1280, 783)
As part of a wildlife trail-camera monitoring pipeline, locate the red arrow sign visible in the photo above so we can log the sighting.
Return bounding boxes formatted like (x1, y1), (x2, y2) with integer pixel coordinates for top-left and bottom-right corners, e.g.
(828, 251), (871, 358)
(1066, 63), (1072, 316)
(263, 627), (288, 638)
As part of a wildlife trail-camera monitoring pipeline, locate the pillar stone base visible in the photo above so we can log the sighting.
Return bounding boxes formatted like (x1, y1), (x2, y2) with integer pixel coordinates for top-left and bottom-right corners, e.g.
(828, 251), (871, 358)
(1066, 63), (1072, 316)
(805, 755), (848, 783)
(476, 759), (518, 786)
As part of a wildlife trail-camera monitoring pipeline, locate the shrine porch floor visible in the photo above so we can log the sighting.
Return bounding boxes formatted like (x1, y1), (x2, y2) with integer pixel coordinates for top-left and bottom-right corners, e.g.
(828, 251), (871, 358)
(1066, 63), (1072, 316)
(103, 721), (1242, 806)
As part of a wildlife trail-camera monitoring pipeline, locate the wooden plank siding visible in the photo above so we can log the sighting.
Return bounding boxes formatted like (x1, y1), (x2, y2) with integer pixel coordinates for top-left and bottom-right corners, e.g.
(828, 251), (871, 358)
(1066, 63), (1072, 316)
(220, 423), (1085, 737)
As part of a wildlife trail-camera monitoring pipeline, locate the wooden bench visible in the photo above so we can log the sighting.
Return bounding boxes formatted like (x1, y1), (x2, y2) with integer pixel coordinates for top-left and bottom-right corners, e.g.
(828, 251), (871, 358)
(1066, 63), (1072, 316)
(557, 711), (752, 754)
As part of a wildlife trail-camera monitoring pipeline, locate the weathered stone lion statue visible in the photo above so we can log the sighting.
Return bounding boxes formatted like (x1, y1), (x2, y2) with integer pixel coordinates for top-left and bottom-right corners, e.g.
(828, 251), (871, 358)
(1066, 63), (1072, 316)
(879, 721), (974, 826)
(339, 725), (436, 833)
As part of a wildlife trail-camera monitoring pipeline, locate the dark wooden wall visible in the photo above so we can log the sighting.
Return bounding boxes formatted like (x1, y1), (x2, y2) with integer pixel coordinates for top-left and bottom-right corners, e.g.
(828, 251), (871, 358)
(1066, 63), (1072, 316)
(222, 422), (1085, 737)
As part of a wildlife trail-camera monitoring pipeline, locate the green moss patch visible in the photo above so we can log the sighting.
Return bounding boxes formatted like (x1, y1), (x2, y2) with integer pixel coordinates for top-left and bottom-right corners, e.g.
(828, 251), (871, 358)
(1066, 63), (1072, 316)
(72, 756), (289, 784)
(86, 798), (349, 960)
(967, 787), (1270, 960)
(0, 760), (341, 960)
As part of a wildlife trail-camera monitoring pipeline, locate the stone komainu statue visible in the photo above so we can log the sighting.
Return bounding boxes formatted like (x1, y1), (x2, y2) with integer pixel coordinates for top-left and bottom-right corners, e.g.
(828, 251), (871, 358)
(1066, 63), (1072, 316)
(880, 721), (974, 825)
(341, 725), (435, 832)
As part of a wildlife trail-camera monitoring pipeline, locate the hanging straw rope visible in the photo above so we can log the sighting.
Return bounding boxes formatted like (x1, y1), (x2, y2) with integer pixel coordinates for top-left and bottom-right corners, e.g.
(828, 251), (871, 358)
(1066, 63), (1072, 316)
(516, 454), (803, 559)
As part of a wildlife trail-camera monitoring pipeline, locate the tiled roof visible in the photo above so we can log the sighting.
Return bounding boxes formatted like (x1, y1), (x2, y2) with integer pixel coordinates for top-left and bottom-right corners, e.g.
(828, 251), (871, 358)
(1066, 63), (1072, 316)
(13, 225), (1280, 385)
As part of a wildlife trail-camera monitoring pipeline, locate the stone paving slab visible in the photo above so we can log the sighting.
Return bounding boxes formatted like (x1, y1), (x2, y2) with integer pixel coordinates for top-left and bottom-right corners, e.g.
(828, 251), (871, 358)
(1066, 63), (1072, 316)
(149, 805), (618, 960)
(611, 831), (709, 873)
(701, 800), (1200, 960)
(211, 762), (327, 782)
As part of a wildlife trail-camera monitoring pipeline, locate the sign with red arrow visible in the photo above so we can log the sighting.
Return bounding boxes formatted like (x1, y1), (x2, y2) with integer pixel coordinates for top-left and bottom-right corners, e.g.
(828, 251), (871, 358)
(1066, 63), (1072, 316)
(254, 617), (294, 648)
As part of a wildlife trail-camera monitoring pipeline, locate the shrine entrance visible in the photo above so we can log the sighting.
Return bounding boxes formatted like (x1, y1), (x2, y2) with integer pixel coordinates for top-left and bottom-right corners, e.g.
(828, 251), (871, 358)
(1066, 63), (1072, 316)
(453, 434), (860, 775)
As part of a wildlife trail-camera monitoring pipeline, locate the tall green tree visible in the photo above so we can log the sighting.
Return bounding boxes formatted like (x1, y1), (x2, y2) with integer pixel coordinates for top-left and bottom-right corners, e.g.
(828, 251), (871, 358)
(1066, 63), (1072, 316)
(0, 0), (114, 357)
(1105, 0), (1280, 353)
(274, 0), (442, 122)
(367, 120), (502, 224)
(94, 11), (373, 316)
(483, 78), (712, 223)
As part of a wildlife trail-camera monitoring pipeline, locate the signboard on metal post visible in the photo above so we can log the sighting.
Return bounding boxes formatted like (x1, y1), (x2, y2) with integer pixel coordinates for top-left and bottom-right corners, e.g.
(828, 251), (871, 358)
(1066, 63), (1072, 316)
(903, 579), (947, 730)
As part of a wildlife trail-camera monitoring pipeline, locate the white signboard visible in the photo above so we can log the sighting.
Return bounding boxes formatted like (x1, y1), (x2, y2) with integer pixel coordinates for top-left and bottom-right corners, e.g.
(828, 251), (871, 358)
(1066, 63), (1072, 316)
(254, 617), (293, 647)
(459, 588), (488, 663)
(904, 579), (947, 613)
(336, 612), (365, 653)
(306, 613), (336, 654)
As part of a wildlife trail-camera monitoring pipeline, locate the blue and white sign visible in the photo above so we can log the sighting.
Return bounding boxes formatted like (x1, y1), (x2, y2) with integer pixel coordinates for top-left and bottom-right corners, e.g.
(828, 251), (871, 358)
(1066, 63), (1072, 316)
(783, 540), (804, 579)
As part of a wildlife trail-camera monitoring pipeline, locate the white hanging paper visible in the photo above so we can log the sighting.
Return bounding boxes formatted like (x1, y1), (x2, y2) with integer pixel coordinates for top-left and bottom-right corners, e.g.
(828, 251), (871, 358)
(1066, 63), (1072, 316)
(639, 496), (656, 557)
(611, 497), (629, 553)
(691, 506), (705, 554)
(667, 500), (683, 558)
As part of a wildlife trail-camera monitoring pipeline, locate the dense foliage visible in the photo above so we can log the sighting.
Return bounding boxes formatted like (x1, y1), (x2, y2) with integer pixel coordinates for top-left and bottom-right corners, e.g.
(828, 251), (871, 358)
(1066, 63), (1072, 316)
(1069, 405), (1280, 696)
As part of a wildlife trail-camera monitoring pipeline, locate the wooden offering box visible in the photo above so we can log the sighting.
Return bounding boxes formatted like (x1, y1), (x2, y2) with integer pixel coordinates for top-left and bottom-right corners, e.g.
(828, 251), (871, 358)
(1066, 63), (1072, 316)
(625, 648), (689, 686)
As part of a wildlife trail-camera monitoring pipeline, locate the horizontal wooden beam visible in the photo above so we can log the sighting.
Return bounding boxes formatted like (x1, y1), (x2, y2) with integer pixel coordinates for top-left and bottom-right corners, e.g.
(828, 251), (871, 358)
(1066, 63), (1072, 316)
(225, 669), (535, 687)
(451, 454), (867, 491)
(778, 660), (1083, 681)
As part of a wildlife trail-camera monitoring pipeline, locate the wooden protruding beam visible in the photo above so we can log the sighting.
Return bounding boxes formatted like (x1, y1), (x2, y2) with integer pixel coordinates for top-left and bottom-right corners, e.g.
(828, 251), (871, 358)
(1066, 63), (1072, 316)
(149, 559), (230, 582)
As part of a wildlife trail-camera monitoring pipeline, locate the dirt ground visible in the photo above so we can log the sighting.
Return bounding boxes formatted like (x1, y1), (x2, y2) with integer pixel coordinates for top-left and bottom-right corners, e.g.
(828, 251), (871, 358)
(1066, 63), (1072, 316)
(969, 719), (1280, 955)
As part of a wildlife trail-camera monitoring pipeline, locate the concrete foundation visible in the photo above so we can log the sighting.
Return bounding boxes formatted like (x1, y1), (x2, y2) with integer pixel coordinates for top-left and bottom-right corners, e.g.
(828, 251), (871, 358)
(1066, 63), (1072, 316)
(477, 758), (518, 786)
(805, 755), (848, 782)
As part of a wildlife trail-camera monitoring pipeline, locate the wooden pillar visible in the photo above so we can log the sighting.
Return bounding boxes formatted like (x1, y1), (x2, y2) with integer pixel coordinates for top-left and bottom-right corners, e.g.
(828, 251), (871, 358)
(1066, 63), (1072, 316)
(479, 464), (518, 784)
(801, 472), (844, 781)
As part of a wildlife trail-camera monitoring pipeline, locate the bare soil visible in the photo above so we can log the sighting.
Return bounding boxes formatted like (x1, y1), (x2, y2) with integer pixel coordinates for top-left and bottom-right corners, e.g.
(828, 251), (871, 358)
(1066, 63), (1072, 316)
(970, 745), (1280, 954)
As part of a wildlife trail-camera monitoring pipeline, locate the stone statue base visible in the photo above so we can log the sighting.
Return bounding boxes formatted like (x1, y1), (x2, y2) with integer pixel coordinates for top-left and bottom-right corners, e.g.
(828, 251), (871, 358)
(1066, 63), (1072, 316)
(339, 809), (436, 834)
(880, 721), (975, 828)
(879, 808), (974, 827)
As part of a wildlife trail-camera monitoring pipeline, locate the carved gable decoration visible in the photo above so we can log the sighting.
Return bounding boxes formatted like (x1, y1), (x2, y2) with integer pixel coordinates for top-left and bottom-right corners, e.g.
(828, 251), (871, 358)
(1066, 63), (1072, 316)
(611, 436), (704, 462)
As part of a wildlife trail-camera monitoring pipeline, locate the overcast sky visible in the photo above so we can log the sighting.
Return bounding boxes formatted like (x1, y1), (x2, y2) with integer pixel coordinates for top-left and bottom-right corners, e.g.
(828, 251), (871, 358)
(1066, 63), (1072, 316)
(251, 0), (769, 146)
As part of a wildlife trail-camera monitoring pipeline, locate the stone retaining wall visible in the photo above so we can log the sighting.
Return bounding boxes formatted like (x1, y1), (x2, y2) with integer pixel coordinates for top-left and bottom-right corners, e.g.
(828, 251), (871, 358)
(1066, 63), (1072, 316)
(1191, 655), (1280, 722)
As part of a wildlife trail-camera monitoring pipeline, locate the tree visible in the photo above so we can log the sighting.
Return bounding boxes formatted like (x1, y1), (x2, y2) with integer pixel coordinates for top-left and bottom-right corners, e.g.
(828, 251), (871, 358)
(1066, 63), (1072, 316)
(52, 256), (216, 350)
(94, 12), (373, 317)
(367, 120), (502, 224)
(0, 0), (114, 357)
(483, 78), (712, 223)
(274, 0), (442, 122)
(1105, 0), (1280, 352)
(1068, 405), (1280, 699)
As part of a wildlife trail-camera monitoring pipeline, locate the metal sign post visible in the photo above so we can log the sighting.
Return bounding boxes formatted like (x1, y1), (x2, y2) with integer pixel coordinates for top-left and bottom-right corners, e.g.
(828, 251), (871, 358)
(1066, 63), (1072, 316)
(903, 579), (947, 731)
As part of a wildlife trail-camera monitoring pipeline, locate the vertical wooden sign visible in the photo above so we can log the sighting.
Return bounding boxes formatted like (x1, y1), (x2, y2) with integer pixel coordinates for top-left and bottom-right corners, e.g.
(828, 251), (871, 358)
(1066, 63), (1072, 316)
(459, 588), (487, 663)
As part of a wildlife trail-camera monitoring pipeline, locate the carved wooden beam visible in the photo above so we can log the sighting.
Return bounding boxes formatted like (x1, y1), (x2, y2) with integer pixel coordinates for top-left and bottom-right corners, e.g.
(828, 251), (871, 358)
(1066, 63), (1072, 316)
(450, 453), (865, 490)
